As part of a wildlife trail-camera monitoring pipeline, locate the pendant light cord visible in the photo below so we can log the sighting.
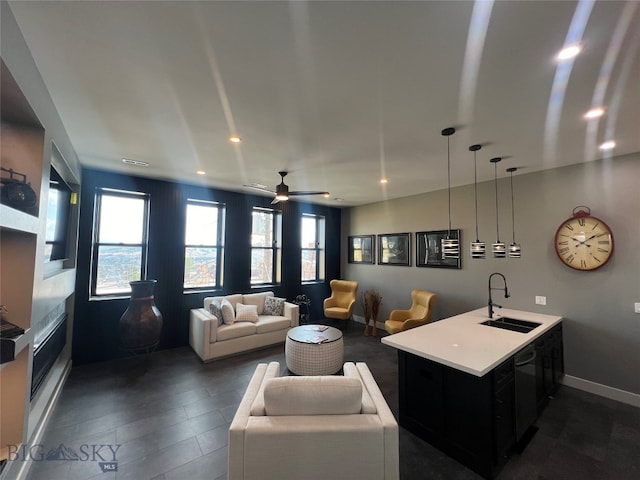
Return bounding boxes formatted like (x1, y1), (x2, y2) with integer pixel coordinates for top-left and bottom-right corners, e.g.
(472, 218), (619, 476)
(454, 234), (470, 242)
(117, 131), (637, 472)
(447, 135), (452, 235)
(509, 167), (517, 244)
(494, 161), (500, 242)
(474, 150), (479, 242)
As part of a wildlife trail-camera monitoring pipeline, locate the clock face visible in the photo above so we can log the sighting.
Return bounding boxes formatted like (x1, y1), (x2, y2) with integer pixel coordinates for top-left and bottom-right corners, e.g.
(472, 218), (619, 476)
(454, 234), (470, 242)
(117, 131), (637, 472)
(554, 215), (614, 271)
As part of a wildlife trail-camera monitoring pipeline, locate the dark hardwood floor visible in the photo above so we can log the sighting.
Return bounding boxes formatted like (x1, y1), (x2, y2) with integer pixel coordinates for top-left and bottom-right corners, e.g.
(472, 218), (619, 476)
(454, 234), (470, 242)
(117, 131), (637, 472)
(24, 321), (639, 480)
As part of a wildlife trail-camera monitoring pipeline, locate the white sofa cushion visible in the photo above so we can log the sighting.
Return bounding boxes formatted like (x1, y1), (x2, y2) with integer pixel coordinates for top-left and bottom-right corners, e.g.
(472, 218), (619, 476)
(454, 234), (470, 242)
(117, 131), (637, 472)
(255, 316), (291, 334)
(263, 376), (362, 416)
(236, 303), (259, 323)
(225, 294), (244, 311)
(221, 298), (235, 324)
(263, 296), (285, 316)
(242, 292), (273, 315)
(217, 322), (257, 341)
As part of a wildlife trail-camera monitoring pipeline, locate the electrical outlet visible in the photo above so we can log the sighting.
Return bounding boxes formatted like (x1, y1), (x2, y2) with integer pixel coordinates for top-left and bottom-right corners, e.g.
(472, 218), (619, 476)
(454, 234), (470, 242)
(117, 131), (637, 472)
(535, 296), (547, 306)
(635, 303), (640, 314)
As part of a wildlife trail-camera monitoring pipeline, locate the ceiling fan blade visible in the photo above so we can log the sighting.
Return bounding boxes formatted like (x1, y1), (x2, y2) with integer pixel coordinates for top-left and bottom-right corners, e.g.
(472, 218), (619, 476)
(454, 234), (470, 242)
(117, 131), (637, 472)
(244, 183), (276, 194)
(270, 197), (281, 204)
(289, 191), (330, 196)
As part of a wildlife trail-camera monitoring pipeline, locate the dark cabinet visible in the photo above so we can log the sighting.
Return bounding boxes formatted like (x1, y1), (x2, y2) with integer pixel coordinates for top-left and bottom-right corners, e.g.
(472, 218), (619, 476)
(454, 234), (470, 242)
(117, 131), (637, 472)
(535, 324), (564, 413)
(398, 352), (515, 479)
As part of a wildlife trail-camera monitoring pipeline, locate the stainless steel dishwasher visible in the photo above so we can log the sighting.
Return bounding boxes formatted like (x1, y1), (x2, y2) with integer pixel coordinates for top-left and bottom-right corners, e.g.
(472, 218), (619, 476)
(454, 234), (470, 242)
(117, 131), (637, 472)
(514, 343), (537, 441)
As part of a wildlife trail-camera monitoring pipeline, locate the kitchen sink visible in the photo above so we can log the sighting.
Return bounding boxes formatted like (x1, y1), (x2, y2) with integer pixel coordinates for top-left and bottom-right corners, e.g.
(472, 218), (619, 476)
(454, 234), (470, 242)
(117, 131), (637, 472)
(480, 317), (541, 333)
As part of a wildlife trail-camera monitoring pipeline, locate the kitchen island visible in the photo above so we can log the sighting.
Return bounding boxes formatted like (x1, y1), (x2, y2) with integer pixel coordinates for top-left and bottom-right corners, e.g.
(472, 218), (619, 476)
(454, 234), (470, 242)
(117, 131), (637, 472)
(382, 308), (563, 479)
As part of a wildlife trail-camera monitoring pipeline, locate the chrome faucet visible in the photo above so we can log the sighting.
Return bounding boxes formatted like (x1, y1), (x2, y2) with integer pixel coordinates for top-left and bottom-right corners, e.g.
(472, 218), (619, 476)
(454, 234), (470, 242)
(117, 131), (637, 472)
(488, 272), (510, 318)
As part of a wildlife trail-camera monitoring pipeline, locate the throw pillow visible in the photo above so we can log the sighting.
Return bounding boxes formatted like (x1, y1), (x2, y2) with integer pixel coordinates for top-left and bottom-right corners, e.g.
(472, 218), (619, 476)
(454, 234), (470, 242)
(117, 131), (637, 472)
(235, 303), (259, 323)
(208, 298), (224, 326)
(220, 298), (235, 325)
(263, 296), (285, 316)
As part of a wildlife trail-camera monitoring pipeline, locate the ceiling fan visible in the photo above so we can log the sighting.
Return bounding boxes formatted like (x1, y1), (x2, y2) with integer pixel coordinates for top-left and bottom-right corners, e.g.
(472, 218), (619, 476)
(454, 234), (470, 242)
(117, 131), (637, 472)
(245, 171), (330, 204)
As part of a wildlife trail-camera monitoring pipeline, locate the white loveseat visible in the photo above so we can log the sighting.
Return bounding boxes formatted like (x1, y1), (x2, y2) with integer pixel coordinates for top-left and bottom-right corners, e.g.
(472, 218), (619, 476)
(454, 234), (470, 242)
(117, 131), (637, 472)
(229, 361), (399, 480)
(189, 292), (299, 362)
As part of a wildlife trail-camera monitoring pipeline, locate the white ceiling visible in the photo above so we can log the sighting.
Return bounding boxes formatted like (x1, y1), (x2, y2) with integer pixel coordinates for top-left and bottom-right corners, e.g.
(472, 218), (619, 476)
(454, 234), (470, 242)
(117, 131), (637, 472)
(8, 1), (640, 206)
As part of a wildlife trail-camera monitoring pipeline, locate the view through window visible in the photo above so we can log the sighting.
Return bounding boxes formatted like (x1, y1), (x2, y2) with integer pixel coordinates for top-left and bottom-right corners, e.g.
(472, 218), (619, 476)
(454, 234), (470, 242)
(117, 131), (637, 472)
(251, 208), (282, 285)
(184, 200), (225, 289)
(301, 214), (325, 282)
(92, 190), (148, 296)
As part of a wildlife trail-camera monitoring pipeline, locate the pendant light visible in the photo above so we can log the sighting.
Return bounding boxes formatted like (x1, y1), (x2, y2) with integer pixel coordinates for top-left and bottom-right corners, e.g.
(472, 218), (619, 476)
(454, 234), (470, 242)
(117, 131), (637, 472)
(469, 144), (485, 258)
(507, 167), (521, 258)
(490, 157), (506, 258)
(441, 127), (459, 259)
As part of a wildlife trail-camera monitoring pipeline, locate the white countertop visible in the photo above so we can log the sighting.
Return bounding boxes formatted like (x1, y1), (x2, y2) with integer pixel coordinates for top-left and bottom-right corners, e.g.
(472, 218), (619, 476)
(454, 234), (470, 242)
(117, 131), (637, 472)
(381, 308), (562, 377)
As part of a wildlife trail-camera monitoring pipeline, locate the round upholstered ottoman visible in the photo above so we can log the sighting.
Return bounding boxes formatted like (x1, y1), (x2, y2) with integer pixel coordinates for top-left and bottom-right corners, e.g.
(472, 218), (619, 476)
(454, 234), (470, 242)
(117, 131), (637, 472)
(285, 325), (344, 375)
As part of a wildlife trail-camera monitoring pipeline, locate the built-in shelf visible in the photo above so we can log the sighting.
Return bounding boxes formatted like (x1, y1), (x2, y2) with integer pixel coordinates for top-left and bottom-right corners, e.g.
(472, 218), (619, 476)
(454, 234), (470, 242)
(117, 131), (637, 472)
(0, 204), (38, 234)
(1, 328), (32, 369)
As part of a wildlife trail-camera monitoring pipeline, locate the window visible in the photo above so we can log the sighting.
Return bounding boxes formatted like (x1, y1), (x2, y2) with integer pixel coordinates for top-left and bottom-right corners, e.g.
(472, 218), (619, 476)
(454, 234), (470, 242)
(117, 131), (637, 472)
(184, 199), (225, 289)
(301, 214), (325, 282)
(91, 189), (149, 296)
(251, 208), (282, 285)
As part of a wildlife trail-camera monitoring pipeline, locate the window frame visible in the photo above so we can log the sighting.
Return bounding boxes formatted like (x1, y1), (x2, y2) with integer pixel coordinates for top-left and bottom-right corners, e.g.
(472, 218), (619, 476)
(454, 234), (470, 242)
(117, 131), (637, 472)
(300, 213), (325, 283)
(90, 188), (150, 298)
(183, 198), (226, 291)
(250, 207), (282, 286)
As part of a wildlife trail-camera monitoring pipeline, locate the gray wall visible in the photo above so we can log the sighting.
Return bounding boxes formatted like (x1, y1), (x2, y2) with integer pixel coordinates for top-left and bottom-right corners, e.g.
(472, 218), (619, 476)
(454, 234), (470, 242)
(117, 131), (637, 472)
(342, 154), (640, 395)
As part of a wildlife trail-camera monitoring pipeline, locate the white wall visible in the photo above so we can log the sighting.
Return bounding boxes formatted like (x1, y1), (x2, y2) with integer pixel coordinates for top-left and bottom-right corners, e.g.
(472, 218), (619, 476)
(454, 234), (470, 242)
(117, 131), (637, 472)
(343, 154), (640, 397)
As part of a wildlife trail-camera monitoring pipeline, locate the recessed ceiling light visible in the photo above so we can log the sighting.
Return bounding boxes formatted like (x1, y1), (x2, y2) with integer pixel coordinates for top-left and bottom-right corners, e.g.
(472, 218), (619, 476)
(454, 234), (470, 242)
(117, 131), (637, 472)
(196, 170), (206, 175)
(122, 158), (149, 167)
(557, 44), (582, 61)
(380, 178), (388, 184)
(229, 135), (242, 144)
(599, 141), (616, 151)
(584, 108), (605, 119)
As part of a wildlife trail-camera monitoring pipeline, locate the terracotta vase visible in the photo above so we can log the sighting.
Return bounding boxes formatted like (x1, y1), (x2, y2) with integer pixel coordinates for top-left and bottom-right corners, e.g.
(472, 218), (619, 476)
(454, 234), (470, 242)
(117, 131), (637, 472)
(119, 280), (163, 353)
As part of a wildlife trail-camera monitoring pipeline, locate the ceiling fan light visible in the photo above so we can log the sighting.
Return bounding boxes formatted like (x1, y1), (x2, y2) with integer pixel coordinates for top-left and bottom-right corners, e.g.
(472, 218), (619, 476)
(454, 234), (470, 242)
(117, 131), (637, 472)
(275, 193), (289, 201)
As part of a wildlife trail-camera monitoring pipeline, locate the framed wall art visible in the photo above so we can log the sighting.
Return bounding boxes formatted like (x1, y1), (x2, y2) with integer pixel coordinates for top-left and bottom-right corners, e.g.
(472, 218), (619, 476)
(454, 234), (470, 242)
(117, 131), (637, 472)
(416, 230), (461, 269)
(378, 233), (411, 266)
(348, 235), (375, 264)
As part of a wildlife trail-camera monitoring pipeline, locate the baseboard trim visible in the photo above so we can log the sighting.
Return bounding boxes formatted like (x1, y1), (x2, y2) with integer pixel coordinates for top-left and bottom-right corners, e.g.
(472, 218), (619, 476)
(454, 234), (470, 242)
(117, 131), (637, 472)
(353, 315), (385, 332)
(560, 375), (639, 408)
(13, 358), (72, 480)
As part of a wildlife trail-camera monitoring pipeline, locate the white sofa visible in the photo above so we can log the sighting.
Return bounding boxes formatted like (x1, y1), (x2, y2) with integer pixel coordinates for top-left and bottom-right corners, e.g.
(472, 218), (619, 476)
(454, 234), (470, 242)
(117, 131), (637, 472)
(189, 291), (299, 362)
(229, 361), (399, 480)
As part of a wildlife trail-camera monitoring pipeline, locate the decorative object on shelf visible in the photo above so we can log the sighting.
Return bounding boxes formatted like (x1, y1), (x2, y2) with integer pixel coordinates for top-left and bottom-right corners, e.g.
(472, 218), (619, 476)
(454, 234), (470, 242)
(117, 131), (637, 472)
(469, 144), (486, 258)
(348, 235), (375, 264)
(506, 167), (522, 258)
(554, 206), (614, 271)
(0, 305), (24, 338)
(378, 233), (411, 266)
(441, 127), (459, 259)
(0, 166), (37, 213)
(362, 289), (382, 337)
(119, 280), (163, 354)
(490, 157), (506, 258)
(416, 230), (462, 269)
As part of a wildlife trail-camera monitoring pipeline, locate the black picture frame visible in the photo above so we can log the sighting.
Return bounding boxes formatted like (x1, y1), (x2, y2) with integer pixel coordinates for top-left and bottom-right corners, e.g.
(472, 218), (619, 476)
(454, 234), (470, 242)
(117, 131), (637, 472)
(416, 230), (461, 269)
(378, 233), (411, 266)
(348, 235), (375, 264)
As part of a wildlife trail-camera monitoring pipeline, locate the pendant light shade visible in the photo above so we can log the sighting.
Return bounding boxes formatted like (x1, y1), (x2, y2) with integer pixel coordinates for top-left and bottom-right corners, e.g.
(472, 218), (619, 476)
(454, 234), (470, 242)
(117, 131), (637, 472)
(441, 127), (459, 259)
(490, 157), (506, 258)
(507, 167), (521, 258)
(469, 144), (485, 259)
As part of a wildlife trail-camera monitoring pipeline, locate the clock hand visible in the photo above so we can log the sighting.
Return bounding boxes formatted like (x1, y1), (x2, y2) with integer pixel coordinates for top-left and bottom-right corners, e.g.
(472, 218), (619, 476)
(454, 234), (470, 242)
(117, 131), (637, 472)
(571, 237), (592, 247)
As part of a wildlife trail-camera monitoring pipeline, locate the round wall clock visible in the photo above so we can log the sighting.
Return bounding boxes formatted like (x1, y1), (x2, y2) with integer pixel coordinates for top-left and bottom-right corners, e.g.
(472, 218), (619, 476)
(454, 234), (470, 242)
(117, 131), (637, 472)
(554, 206), (614, 271)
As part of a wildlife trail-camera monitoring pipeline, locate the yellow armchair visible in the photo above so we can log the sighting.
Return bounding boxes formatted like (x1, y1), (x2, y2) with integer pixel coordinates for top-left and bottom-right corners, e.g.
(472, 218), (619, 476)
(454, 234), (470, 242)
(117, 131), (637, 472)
(323, 280), (359, 321)
(384, 289), (437, 334)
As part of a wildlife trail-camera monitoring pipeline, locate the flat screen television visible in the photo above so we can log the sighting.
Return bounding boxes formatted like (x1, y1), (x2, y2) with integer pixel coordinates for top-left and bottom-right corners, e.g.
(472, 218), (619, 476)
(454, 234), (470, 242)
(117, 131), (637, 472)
(44, 165), (72, 262)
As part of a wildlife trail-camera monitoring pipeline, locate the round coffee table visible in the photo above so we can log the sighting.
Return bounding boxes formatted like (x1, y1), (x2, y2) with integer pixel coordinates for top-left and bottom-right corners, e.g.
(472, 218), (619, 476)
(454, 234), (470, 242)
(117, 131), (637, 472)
(285, 325), (344, 375)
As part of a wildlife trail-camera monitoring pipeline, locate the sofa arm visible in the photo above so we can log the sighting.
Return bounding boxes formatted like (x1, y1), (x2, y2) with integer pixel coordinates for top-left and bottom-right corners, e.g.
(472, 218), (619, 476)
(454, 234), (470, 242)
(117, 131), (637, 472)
(283, 302), (300, 327)
(189, 308), (219, 360)
(229, 362), (281, 480)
